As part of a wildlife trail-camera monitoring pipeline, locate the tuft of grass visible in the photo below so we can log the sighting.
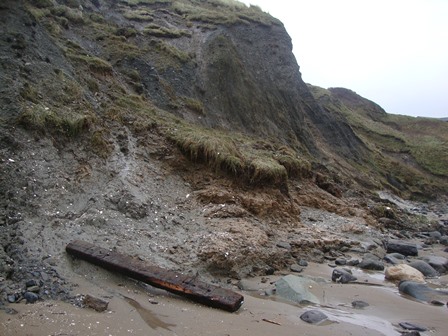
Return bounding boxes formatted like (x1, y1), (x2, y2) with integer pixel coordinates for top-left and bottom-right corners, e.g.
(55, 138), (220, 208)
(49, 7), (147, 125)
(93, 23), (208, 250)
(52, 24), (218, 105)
(181, 97), (205, 115)
(91, 129), (112, 158)
(123, 8), (154, 21)
(29, 0), (54, 8)
(149, 39), (191, 68)
(248, 157), (287, 185)
(171, 0), (279, 26)
(68, 53), (113, 74)
(18, 105), (90, 137)
(50, 5), (84, 23)
(143, 24), (191, 38)
(170, 123), (310, 186)
(20, 83), (40, 103)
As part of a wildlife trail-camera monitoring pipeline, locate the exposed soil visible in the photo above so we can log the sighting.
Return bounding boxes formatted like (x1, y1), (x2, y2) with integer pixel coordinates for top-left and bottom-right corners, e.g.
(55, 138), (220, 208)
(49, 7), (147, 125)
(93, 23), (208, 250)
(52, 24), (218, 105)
(1, 125), (448, 335)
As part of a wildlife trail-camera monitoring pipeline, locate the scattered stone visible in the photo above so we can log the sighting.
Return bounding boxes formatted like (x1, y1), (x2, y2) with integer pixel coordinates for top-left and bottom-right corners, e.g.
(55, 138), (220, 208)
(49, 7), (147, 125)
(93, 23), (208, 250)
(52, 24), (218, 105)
(335, 258), (346, 266)
(440, 236), (448, 246)
(351, 300), (369, 309)
(27, 285), (40, 293)
(399, 322), (428, 332)
(297, 259), (308, 267)
(7, 294), (17, 303)
(25, 279), (39, 288)
(428, 231), (442, 240)
(359, 258), (384, 271)
(24, 292), (39, 304)
(290, 264), (304, 273)
(276, 242), (291, 250)
(300, 310), (328, 324)
(422, 255), (448, 274)
(384, 253), (405, 265)
(409, 260), (439, 278)
(385, 264), (425, 283)
(386, 240), (418, 256)
(332, 268), (357, 284)
(238, 279), (262, 291)
(346, 259), (360, 266)
(275, 275), (320, 304)
(83, 294), (109, 312)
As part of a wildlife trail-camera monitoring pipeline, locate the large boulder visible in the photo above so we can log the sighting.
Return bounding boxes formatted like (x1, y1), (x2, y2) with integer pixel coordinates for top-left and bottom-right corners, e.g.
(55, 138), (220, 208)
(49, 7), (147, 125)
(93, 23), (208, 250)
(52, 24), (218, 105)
(409, 260), (439, 278)
(422, 256), (448, 274)
(386, 240), (418, 256)
(275, 275), (320, 304)
(399, 281), (448, 303)
(385, 264), (425, 283)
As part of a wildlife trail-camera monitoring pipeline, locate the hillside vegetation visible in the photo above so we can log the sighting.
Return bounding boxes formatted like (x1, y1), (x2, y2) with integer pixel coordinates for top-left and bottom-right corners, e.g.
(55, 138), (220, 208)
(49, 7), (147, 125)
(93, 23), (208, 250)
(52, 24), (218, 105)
(309, 85), (448, 199)
(0, 0), (446, 202)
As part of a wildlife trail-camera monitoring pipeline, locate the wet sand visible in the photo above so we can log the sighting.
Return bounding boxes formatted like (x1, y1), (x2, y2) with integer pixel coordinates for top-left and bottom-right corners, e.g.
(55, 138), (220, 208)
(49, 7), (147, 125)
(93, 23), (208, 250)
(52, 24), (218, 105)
(1, 259), (447, 336)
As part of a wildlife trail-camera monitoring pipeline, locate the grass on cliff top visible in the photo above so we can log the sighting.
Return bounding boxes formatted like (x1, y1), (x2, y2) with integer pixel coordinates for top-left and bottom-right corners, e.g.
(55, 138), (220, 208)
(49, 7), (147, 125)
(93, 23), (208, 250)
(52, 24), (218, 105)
(171, 0), (280, 26)
(169, 124), (310, 186)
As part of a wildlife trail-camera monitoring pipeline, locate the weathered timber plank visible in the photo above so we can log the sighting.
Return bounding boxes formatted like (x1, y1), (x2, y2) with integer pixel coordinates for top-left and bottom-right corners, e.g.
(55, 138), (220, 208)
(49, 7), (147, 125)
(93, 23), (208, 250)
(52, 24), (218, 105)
(66, 240), (244, 312)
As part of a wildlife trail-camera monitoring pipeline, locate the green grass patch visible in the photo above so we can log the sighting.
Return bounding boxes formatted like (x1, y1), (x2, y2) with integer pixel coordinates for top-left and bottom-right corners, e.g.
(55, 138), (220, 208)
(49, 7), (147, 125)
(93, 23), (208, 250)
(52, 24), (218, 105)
(181, 96), (205, 115)
(143, 24), (191, 38)
(123, 8), (154, 21)
(169, 124), (310, 186)
(68, 53), (113, 74)
(19, 105), (91, 137)
(171, 0), (278, 26)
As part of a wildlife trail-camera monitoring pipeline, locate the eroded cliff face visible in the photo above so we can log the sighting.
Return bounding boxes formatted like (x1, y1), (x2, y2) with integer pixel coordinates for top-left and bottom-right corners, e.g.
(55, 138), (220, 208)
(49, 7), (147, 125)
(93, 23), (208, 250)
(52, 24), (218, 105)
(0, 0), (367, 160)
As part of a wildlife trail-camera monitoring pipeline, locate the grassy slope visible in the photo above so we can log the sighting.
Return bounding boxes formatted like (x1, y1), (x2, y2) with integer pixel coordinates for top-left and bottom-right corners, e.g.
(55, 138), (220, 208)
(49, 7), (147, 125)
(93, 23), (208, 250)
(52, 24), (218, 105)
(308, 85), (448, 198)
(18, 0), (448, 199)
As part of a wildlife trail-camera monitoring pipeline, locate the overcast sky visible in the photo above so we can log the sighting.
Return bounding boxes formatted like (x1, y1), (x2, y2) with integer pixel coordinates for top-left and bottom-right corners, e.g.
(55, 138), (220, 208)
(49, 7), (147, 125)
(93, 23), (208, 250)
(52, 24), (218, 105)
(240, 0), (448, 118)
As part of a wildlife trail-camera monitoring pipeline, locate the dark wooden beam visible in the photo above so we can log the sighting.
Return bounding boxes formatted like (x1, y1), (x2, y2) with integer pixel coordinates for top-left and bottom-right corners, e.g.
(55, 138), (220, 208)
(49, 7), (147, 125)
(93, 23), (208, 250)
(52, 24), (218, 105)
(66, 240), (244, 312)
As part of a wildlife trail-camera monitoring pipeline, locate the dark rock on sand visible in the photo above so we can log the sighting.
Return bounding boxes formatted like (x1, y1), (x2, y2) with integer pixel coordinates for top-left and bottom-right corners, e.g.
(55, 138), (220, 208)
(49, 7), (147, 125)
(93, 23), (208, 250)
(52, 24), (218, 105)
(386, 240), (418, 256)
(352, 300), (369, 309)
(83, 294), (109, 312)
(384, 253), (405, 265)
(346, 259), (360, 266)
(409, 260), (439, 278)
(7, 294), (17, 303)
(290, 264), (304, 273)
(399, 322), (428, 332)
(24, 292), (39, 304)
(359, 257), (385, 271)
(275, 275), (320, 304)
(398, 280), (448, 302)
(335, 258), (347, 265)
(297, 259), (308, 267)
(300, 310), (328, 324)
(422, 255), (448, 274)
(332, 268), (357, 283)
(440, 236), (448, 246)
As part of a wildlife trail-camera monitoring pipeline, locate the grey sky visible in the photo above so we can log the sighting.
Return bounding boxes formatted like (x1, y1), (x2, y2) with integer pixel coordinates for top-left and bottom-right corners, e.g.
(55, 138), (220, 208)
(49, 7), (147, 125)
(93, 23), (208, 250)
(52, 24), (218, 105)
(241, 0), (448, 118)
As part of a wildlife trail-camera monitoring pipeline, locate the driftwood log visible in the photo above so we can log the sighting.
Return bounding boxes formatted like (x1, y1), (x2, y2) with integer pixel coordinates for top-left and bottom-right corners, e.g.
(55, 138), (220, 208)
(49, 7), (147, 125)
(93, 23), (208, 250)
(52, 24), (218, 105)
(66, 240), (244, 312)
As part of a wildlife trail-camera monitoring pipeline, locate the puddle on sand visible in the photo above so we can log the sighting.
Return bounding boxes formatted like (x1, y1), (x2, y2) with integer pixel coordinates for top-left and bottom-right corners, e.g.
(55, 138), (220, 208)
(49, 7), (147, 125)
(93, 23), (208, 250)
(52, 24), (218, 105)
(123, 296), (176, 330)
